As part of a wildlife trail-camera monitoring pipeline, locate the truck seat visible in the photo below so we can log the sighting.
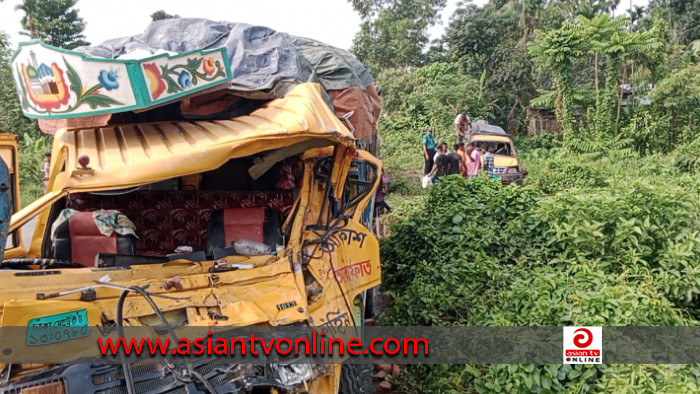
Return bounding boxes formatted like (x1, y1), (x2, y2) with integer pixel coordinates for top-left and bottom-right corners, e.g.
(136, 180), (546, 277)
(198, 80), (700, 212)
(206, 208), (283, 257)
(51, 211), (137, 266)
(67, 191), (294, 255)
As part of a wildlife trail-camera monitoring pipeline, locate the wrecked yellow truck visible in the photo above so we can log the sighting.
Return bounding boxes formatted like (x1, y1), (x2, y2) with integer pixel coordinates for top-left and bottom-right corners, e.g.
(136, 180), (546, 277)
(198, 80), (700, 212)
(0, 19), (382, 393)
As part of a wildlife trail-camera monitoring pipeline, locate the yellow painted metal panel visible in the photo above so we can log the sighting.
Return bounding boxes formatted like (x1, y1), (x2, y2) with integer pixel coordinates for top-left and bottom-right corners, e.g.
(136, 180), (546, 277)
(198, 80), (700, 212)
(46, 83), (353, 191)
(470, 134), (512, 143)
(0, 150), (14, 174)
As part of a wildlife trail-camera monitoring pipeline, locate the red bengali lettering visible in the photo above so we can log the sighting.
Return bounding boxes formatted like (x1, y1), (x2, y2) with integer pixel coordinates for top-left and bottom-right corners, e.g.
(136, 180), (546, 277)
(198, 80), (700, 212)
(327, 260), (373, 283)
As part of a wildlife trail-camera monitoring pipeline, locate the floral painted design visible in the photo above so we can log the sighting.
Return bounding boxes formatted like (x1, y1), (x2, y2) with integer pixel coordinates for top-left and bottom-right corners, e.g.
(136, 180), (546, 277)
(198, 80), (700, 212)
(143, 63), (167, 100)
(202, 57), (216, 76)
(98, 70), (119, 91)
(177, 70), (192, 88)
(19, 57), (123, 114)
(21, 62), (70, 110)
(141, 56), (227, 100)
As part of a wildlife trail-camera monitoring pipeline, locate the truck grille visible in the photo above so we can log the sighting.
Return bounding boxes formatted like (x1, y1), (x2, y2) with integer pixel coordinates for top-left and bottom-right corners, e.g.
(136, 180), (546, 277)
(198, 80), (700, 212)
(95, 376), (177, 394)
(91, 364), (261, 394)
(3, 379), (65, 394)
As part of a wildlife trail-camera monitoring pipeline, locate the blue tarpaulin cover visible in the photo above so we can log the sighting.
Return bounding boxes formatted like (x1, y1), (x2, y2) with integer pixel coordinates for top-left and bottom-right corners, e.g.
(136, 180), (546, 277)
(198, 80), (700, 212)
(79, 18), (375, 98)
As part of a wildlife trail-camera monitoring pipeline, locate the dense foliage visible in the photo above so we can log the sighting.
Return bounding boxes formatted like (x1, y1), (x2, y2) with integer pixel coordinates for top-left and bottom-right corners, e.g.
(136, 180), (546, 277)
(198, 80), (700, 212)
(380, 144), (700, 392)
(2, 0), (89, 205)
(354, 0), (699, 161)
(15, 0), (89, 49)
(0, 32), (37, 139)
(350, 0), (446, 73)
(0, 31), (46, 207)
(370, 5), (700, 388)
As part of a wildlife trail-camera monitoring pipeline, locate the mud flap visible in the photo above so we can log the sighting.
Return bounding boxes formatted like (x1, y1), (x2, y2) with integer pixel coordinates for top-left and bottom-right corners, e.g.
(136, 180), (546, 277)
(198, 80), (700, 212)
(0, 157), (11, 259)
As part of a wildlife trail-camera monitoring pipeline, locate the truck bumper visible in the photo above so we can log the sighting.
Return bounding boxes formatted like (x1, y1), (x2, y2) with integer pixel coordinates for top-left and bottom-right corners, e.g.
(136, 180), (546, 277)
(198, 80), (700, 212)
(0, 363), (334, 394)
(498, 173), (524, 186)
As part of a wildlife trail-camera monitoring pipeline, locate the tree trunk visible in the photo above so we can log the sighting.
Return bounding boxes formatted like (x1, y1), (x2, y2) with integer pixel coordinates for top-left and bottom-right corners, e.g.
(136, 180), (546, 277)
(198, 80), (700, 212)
(594, 51), (599, 102)
(615, 62), (627, 135)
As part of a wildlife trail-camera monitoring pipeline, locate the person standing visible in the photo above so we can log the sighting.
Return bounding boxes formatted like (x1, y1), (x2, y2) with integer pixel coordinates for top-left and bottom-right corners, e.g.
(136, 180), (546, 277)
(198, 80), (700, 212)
(448, 143), (462, 175)
(466, 143), (481, 179)
(483, 146), (496, 179)
(454, 111), (471, 144)
(422, 126), (436, 175)
(374, 170), (392, 216)
(427, 143), (451, 182)
(456, 142), (468, 178)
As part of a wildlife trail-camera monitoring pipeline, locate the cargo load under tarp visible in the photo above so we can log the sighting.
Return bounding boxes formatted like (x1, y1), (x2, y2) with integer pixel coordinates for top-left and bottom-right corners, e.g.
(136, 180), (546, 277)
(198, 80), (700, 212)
(12, 19), (380, 147)
(81, 19), (380, 142)
(81, 20), (374, 94)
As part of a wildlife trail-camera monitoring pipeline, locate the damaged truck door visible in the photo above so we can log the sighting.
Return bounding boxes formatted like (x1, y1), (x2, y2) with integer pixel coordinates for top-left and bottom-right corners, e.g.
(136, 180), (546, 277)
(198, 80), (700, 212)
(300, 146), (382, 329)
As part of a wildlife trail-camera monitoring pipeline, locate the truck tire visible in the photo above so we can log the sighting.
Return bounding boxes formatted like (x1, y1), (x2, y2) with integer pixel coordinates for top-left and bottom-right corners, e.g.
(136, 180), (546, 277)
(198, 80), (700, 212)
(364, 287), (376, 319)
(339, 364), (362, 394)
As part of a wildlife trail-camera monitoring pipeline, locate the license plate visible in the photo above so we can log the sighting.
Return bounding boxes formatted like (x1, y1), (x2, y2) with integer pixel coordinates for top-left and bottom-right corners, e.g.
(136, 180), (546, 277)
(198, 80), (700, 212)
(26, 310), (90, 346)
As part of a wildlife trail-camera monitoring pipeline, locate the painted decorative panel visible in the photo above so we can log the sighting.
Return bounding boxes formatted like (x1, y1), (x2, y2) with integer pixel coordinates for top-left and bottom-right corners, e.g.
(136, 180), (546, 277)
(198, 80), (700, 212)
(11, 41), (232, 119)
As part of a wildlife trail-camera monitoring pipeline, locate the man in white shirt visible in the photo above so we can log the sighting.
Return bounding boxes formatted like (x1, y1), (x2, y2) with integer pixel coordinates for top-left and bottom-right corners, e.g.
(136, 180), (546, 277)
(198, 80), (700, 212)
(454, 111), (471, 143)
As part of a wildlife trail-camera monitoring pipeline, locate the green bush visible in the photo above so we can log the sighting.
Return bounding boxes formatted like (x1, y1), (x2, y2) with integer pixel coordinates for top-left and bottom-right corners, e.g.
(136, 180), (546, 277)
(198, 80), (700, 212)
(380, 148), (700, 392)
(673, 136), (700, 174)
(385, 171), (423, 196)
(621, 112), (672, 155)
(514, 133), (563, 152)
(535, 162), (608, 194)
(18, 133), (52, 207)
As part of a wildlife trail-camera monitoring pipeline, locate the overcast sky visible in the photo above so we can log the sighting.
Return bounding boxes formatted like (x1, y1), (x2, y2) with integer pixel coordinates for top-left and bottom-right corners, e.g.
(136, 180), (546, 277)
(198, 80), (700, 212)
(1, 0), (647, 52)
(0, 0), (364, 50)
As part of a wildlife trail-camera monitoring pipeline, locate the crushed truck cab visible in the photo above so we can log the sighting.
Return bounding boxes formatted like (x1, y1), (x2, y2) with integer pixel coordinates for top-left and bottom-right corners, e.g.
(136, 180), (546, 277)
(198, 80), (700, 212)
(1, 20), (381, 394)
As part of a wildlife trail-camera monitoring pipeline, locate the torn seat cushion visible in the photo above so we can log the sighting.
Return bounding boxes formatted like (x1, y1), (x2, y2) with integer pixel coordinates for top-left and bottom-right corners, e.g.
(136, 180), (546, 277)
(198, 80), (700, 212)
(206, 207), (283, 256)
(52, 211), (136, 266)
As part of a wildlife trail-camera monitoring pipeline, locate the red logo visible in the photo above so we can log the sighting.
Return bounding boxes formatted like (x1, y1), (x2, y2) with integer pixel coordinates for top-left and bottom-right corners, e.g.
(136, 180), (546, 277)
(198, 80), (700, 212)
(564, 327), (602, 364)
(573, 328), (593, 348)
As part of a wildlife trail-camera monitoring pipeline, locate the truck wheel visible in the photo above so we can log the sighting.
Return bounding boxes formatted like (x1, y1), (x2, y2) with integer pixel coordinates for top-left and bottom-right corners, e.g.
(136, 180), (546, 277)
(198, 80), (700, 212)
(339, 364), (362, 394)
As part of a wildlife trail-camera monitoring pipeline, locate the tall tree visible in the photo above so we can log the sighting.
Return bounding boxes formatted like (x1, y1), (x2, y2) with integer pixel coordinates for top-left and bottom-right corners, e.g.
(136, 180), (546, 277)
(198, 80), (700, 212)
(15, 0), (40, 39)
(530, 14), (661, 139)
(446, 1), (520, 71)
(500, 0), (555, 45)
(15, 0), (89, 49)
(445, 0), (534, 131)
(648, 0), (700, 45)
(150, 10), (180, 21)
(350, 0), (446, 72)
(529, 21), (587, 137)
(553, 0), (621, 20)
